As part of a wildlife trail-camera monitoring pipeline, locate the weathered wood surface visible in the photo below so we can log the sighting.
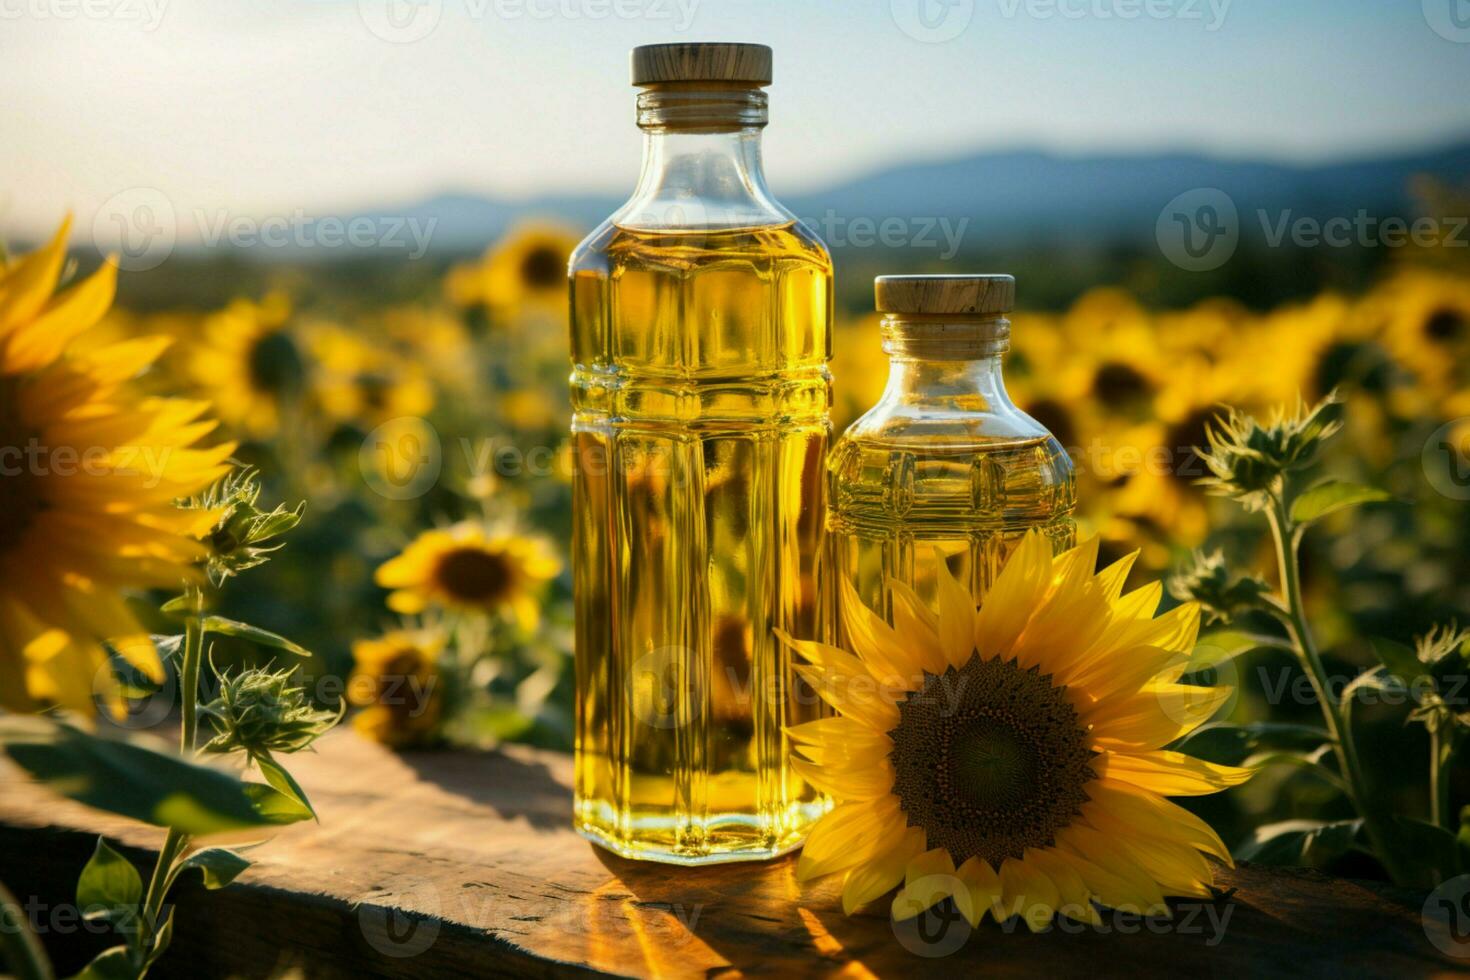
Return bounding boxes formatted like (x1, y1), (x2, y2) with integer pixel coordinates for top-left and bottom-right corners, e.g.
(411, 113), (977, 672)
(0, 731), (1462, 979)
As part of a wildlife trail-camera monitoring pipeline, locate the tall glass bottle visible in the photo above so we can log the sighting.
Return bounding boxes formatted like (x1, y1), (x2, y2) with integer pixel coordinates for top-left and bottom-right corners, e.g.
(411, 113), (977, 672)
(569, 43), (832, 864)
(829, 275), (1075, 620)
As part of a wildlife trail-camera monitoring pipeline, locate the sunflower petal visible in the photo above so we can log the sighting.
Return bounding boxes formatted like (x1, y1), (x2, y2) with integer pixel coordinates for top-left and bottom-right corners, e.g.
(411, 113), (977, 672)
(1097, 750), (1254, 796)
(842, 828), (925, 914)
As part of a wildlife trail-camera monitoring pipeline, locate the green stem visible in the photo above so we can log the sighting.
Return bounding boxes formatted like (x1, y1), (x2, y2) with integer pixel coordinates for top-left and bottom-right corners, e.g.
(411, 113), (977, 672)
(0, 879), (53, 980)
(1431, 728), (1453, 830)
(135, 586), (206, 969)
(1265, 491), (1411, 887)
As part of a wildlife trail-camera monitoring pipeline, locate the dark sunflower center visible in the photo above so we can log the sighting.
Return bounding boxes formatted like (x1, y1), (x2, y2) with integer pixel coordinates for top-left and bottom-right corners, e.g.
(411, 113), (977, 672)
(1165, 408), (1217, 488)
(1023, 398), (1077, 450)
(434, 547), (513, 603)
(1424, 307), (1465, 344)
(519, 246), (565, 290)
(247, 330), (305, 394)
(888, 655), (1095, 867)
(1091, 362), (1152, 408)
(0, 378), (46, 554)
(357, 373), (393, 411)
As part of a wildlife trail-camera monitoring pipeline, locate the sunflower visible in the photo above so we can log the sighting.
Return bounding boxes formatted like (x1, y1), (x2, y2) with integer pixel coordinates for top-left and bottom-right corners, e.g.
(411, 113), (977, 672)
(189, 292), (304, 437)
(1107, 354), (1258, 547)
(376, 523), (560, 629)
(305, 322), (434, 430)
(1370, 270), (1470, 419)
(348, 629), (445, 747)
(0, 218), (234, 716)
(781, 532), (1249, 929)
(445, 222), (580, 315)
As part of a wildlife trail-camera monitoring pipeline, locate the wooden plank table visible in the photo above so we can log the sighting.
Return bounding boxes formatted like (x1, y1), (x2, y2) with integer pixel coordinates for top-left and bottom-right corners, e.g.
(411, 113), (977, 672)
(0, 731), (1462, 978)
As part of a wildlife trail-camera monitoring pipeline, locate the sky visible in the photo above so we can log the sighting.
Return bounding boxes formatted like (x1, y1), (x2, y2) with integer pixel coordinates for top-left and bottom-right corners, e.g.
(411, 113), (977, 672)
(3, 0), (1470, 243)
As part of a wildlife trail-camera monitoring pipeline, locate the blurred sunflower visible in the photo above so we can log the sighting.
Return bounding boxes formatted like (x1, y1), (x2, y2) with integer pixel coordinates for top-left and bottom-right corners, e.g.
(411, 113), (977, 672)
(348, 629), (445, 747)
(189, 292), (304, 437)
(1372, 270), (1470, 418)
(445, 222), (579, 315)
(376, 523), (561, 629)
(829, 314), (889, 432)
(782, 532), (1248, 928)
(305, 322), (434, 430)
(378, 305), (476, 395)
(1107, 354), (1258, 547)
(0, 217), (234, 716)
(1055, 290), (1170, 424)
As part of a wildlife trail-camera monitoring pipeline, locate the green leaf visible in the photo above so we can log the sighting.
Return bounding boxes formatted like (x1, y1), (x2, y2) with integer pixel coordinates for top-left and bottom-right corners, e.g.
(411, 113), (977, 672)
(1, 879), (53, 980)
(255, 753), (316, 821)
(1290, 480), (1390, 524)
(1369, 637), (1431, 687)
(158, 595), (193, 618)
(1235, 818), (1363, 867)
(175, 848), (252, 890)
(146, 908), (173, 968)
(1386, 817), (1464, 884)
(1172, 721), (1331, 766)
(0, 716), (276, 835)
(1239, 747), (1346, 792)
(76, 838), (142, 922)
(68, 946), (134, 980)
(242, 782), (314, 825)
(1457, 806), (1470, 870)
(199, 616), (311, 658)
(1185, 630), (1294, 673)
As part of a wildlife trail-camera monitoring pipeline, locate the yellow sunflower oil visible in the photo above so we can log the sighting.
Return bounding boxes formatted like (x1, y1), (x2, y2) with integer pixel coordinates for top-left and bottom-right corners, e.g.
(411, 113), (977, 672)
(569, 44), (831, 864)
(829, 276), (1075, 623)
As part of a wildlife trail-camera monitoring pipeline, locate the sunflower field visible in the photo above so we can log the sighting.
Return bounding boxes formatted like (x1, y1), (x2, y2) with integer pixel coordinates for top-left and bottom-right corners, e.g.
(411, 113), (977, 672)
(3, 200), (1468, 892)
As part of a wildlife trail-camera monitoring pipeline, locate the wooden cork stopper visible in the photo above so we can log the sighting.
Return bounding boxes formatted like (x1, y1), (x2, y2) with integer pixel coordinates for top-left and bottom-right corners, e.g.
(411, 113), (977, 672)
(874, 275), (1015, 316)
(631, 43), (773, 87)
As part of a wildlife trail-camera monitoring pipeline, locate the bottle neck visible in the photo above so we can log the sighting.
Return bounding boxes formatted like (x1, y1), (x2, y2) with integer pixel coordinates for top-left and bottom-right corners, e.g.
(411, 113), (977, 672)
(617, 85), (787, 231)
(877, 354), (1016, 417)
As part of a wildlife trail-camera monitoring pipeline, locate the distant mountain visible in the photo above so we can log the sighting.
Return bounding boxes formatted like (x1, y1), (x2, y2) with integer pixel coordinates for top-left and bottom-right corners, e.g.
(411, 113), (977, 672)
(298, 139), (1470, 257)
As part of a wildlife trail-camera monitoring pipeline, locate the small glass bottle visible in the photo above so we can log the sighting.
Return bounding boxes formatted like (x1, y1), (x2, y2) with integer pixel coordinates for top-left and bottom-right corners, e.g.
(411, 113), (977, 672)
(569, 44), (831, 864)
(828, 275), (1075, 618)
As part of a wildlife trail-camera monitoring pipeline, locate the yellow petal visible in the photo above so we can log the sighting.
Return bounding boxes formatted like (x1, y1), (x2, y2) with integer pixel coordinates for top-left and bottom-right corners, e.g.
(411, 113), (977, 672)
(793, 663), (900, 732)
(953, 856), (1002, 927)
(997, 856), (1060, 932)
(935, 559), (977, 669)
(1096, 750), (1254, 796)
(1024, 848), (1101, 925)
(790, 755), (894, 802)
(1084, 781), (1232, 866)
(797, 797), (906, 881)
(840, 578), (925, 681)
(841, 827), (925, 914)
(885, 579), (947, 676)
(974, 530), (1052, 656)
(890, 847), (958, 921)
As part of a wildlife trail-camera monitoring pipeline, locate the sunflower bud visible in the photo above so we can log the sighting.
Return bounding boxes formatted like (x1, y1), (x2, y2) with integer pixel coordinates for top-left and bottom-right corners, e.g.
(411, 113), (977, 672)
(201, 665), (339, 759)
(1408, 624), (1470, 735)
(1197, 394), (1344, 511)
(1168, 550), (1271, 625)
(186, 468), (304, 586)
